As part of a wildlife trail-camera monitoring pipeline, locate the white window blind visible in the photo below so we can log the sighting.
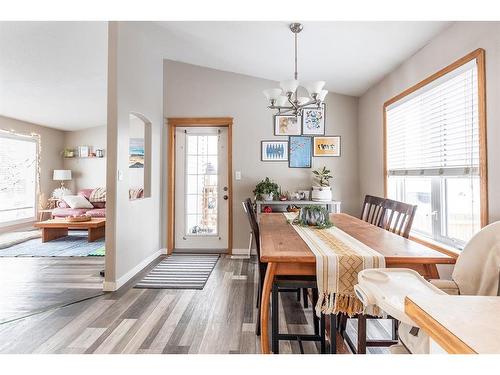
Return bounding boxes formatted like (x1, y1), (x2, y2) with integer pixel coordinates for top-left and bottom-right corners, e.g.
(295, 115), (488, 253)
(386, 60), (479, 177)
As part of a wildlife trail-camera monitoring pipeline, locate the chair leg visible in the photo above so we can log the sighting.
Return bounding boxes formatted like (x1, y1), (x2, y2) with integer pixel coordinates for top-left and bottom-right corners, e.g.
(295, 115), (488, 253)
(329, 314), (337, 354)
(357, 315), (367, 354)
(302, 288), (309, 309)
(320, 313), (326, 354)
(312, 288), (319, 335)
(296, 288), (301, 302)
(255, 302), (261, 336)
(272, 282), (279, 354)
(391, 317), (399, 340)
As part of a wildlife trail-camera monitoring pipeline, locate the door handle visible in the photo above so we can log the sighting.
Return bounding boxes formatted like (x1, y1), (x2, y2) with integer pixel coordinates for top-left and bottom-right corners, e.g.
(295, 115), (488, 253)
(223, 195), (229, 200)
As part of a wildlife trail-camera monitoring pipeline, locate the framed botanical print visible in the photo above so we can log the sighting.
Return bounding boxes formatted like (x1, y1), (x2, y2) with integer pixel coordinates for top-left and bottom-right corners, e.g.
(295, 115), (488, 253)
(261, 140), (288, 162)
(289, 136), (312, 168)
(313, 136), (341, 157)
(302, 104), (326, 135)
(274, 115), (301, 136)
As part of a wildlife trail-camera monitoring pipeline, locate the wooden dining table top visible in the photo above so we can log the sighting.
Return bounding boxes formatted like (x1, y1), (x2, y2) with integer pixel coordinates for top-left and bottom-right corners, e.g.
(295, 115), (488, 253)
(259, 213), (456, 266)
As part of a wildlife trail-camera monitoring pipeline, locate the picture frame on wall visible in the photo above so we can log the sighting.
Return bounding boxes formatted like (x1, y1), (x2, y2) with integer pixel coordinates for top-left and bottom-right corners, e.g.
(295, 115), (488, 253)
(302, 104), (326, 135)
(261, 140), (288, 162)
(313, 136), (341, 157)
(274, 114), (301, 136)
(289, 136), (312, 168)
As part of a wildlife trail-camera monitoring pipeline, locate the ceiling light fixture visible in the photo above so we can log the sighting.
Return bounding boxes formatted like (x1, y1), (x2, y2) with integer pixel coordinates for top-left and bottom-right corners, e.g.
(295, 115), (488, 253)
(263, 23), (328, 117)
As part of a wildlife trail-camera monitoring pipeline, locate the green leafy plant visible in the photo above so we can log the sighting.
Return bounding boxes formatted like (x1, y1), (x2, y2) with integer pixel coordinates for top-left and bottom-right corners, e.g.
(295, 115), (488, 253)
(292, 205), (333, 229)
(253, 177), (280, 200)
(312, 166), (333, 187)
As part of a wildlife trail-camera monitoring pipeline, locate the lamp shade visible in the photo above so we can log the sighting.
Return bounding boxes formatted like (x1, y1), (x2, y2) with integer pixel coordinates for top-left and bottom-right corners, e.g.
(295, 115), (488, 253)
(53, 169), (72, 181)
(263, 88), (282, 101)
(280, 79), (299, 94)
(304, 81), (326, 96)
(318, 89), (328, 101)
(298, 96), (310, 105)
(275, 96), (289, 107)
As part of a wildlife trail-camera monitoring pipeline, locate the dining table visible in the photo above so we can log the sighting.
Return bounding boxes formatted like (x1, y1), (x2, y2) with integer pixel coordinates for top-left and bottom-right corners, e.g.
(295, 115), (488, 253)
(259, 212), (457, 354)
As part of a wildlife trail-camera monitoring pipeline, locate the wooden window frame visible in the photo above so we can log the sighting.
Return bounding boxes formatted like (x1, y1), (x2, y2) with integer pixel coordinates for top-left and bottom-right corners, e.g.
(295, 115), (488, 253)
(166, 117), (233, 255)
(383, 48), (488, 257)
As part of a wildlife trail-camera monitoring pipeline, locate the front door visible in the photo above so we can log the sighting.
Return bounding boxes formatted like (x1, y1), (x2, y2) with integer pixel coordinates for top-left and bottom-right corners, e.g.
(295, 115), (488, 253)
(174, 127), (229, 251)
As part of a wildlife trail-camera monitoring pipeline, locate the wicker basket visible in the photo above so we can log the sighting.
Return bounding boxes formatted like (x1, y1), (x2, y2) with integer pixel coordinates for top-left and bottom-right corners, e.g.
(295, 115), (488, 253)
(65, 215), (91, 223)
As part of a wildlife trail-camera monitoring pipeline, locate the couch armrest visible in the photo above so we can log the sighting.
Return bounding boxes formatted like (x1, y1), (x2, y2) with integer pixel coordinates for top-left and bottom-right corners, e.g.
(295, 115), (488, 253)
(429, 279), (460, 295)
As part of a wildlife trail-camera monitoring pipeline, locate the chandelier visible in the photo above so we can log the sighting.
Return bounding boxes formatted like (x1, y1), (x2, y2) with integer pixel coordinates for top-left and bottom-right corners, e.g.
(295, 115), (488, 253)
(263, 23), (328, 117)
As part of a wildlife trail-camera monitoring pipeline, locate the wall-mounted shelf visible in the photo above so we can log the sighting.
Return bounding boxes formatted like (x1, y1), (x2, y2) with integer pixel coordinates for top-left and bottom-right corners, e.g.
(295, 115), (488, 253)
(62, 145), (105, 159)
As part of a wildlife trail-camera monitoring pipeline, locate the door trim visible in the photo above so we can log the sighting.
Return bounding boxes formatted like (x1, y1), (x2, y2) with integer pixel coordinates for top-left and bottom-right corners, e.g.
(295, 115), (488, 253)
(167, 117), (233, 255)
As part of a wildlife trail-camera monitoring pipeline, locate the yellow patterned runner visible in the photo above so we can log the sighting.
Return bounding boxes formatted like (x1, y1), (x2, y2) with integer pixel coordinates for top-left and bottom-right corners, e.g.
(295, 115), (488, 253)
(284, 212), (385, 316)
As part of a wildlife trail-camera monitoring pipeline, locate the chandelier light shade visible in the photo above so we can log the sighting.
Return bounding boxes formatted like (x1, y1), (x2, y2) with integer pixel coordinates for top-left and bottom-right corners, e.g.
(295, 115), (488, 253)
(263, 23), (327, 116)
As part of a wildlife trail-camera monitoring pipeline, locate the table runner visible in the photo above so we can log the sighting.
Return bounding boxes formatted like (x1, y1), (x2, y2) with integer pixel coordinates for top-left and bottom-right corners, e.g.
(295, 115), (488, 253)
(283, 212), (385, 316)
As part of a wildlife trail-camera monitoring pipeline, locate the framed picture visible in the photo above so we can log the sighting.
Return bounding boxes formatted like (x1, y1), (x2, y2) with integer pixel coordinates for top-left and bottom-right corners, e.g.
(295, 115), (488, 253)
(261, 140), (288, 162)
(289, 136), (312, 168)
(78, 146), (89, 158)
(274, 115), (301, 136)
(302, 104), (326, 135)
(313, 136), (341, 157)
(129, 138), (145, 168)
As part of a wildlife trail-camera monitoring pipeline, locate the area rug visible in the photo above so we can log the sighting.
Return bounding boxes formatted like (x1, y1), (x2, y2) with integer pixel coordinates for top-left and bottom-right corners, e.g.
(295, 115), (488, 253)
(0, 229), (41, 249)
(88, 246), (105, 256)
(135, 254), (219, 290)
(0, 231), (104, 257)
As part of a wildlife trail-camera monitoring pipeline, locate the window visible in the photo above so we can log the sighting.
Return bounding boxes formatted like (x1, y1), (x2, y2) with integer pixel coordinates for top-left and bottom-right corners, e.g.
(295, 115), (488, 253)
(0, 133), (38, 226)
(384, 49), (487, 250)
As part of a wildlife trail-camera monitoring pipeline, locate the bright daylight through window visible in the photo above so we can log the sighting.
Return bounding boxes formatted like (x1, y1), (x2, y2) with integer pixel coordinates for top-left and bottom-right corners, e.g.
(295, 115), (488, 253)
(0, 133), (38, 226)
(385, 55), (485, 250)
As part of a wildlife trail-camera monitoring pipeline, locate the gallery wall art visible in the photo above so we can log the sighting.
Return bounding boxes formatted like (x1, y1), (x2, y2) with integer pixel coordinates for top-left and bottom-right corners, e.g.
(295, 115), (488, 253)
(302, 105), (325, 135)
(274, 115), (301, 136)
(289, 136), (312, 168)
(313, 136), (341, 157)
(129, 137), (145, 168)
(261, 140), (288, 161)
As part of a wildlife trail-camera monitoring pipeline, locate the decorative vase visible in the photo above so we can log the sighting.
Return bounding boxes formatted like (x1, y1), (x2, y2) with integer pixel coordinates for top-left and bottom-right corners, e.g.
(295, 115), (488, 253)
(311, 186), (332, 202)
(299, 206), (328, 226)
(262, 192), (274, 201)
(263, 206), (272, 213)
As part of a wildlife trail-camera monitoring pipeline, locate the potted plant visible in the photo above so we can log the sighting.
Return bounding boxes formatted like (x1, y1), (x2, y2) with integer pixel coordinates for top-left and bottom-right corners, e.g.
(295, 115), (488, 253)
(253, 177), (280, 201)
(311, 166), (333, 202)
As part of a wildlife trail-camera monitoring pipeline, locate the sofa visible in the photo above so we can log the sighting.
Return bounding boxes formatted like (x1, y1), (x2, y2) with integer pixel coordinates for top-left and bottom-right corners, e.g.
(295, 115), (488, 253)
(52, 188), (106, 218)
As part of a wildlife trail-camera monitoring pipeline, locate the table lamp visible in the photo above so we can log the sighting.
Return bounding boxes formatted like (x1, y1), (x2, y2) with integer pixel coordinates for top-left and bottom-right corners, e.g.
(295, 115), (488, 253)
(52, 169), (72, 198)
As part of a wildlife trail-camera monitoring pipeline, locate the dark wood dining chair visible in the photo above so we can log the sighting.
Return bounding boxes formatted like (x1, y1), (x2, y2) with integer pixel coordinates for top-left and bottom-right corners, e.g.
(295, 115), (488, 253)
(379, 198), (417, 239)
(360, 195), (386, 227)
(242, 198), (320, 343)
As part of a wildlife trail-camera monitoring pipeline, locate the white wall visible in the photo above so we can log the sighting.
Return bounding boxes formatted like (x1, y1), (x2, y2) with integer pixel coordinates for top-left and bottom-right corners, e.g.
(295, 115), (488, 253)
(164, 60), (360, 250)
(0, 115), (64, 206)
(358, 22), (500, 225)
(63, 125), (106, 192)
(105, 22), (164, 290)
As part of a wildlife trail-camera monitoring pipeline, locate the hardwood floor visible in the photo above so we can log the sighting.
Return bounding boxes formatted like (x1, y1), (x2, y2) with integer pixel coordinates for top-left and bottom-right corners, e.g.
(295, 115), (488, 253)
(0, 255), (391, 354)
(0, 257), (105, 324)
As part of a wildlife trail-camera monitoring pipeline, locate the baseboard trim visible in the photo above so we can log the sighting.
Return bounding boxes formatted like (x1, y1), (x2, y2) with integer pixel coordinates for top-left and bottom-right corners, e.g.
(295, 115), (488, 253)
(103, 249), (163, 292)
(231, 248), (255, 256)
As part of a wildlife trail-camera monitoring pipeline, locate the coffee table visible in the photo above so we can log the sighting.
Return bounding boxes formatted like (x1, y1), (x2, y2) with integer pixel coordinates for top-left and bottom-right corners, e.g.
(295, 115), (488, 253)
(34, 218), (106, 243)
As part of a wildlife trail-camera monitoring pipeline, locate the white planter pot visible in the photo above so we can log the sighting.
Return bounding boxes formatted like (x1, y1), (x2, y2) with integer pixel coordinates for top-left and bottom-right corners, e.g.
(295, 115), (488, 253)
(262, 193), (274, 201)
(311, 186), (332, 202)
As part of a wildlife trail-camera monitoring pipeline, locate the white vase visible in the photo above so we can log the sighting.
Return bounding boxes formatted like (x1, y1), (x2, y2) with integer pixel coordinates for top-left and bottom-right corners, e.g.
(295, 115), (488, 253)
(262, 193), (274, 201)
(311, 186), (332, 202)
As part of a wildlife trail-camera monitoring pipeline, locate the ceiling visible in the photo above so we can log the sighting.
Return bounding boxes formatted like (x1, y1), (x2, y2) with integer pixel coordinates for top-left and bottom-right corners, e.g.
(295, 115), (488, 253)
(155, 21), (452, 96)
(0, 22), (108, 131)
(0, 21), (451, 131)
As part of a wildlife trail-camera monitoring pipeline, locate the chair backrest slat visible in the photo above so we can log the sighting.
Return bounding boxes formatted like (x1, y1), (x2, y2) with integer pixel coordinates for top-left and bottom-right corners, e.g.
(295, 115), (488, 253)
(243, 198), (261, 258)
(361, 195), (417, 239)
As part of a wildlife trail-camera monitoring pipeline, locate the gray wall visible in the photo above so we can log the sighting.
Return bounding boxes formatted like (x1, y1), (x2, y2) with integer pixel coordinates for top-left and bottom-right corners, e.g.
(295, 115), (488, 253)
(63, 125), (107, 192)
(0, 115), (64, 206)
(164, 60), (359, 251)
(358, 21), (500, 225)
(105, 22), (163, 289)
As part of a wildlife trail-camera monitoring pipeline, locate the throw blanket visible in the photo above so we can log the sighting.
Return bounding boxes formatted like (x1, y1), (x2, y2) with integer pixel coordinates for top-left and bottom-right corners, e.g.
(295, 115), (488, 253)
(90, 187), (106, 203)
(284, 212), (385, 316)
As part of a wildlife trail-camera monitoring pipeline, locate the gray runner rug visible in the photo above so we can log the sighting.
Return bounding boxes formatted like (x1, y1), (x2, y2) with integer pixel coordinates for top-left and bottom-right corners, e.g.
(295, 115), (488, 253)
(135, 254), (220, 290)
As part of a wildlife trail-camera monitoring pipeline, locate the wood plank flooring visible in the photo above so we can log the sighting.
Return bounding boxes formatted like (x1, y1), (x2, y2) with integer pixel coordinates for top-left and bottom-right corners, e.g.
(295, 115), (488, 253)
(0, 255), (391, 354)
(0, 257), (105, 324)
